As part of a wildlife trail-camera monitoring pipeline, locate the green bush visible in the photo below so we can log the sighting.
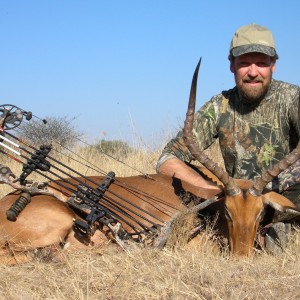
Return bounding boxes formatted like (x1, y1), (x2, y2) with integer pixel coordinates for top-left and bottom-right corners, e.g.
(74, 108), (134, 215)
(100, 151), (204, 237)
(88, 139), (133, 159)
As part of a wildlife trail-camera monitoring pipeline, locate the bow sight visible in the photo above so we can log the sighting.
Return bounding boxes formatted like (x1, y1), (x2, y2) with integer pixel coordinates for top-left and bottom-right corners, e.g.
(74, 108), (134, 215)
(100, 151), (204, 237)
(0, 104), (33, 131)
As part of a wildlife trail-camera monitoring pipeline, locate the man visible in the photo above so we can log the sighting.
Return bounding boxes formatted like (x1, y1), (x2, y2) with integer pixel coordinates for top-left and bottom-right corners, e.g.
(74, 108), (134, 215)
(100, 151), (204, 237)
(156, 24), (300, 252)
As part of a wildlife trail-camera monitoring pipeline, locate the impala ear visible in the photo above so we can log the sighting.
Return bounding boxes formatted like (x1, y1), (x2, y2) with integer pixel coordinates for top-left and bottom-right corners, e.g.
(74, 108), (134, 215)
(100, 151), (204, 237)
(262, 191), (300, 216)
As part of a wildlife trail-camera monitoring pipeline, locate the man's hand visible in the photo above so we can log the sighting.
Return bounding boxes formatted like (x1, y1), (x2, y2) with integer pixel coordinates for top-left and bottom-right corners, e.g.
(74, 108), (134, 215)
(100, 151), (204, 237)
(158, 158), (221, 192)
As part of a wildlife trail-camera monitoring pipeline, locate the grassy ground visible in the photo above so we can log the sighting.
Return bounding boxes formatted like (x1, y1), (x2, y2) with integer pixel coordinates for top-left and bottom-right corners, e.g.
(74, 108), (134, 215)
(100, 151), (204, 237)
(1, 141), (300, 299)
(1, 235), (300, 299)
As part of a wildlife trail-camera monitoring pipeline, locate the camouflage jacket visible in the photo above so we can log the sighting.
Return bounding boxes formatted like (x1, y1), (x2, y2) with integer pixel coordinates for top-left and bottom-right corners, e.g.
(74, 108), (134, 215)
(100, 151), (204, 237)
(157, 79), (300, 192)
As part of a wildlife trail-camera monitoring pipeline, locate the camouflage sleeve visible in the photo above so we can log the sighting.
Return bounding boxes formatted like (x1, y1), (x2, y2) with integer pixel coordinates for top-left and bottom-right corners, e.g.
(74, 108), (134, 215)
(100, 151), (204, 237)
(156, 97), (220, 172)
(279, 86), (300, 191)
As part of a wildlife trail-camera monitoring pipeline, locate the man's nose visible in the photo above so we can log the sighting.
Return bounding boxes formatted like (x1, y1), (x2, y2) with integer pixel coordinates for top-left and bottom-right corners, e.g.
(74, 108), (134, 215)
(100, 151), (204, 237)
(247, 64), (259, 77)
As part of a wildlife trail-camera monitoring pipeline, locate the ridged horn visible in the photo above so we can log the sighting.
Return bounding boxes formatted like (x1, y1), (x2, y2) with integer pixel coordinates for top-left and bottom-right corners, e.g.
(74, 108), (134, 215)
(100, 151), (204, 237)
(250, 145), (300, 195)
(183, 58), (240, 196)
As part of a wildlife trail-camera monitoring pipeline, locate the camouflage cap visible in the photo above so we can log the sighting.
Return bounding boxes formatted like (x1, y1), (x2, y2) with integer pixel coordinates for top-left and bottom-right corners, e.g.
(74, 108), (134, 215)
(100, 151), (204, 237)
(229, 24), (278, 58)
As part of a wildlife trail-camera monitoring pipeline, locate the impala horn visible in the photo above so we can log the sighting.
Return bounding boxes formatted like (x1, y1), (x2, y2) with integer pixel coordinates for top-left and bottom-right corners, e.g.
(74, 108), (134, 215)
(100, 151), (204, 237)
(183, 58), (240, 196)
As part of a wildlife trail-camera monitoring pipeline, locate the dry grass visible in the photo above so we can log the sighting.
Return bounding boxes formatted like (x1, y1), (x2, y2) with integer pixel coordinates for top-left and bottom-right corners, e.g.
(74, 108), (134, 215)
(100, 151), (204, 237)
(1, 235), (300, 299)
(1, 140), (300, 299)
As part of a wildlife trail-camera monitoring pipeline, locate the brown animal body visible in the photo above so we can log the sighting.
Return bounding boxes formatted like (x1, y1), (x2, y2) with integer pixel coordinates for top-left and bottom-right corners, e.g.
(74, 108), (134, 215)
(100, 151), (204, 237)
(0, 170), (298, 264)
(0, 173), (218, 264)
(0, 59), (300, 264)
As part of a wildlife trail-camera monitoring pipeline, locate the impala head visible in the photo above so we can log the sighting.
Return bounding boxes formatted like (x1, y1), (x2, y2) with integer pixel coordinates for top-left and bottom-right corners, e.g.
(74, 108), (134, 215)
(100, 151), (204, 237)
(224, 184), (265, 255)
(183, 59), (300, 256)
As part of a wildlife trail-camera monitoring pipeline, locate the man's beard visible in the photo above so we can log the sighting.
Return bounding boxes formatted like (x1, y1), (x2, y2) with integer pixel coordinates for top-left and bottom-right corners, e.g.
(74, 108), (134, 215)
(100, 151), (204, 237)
(235, 75), (271, 102)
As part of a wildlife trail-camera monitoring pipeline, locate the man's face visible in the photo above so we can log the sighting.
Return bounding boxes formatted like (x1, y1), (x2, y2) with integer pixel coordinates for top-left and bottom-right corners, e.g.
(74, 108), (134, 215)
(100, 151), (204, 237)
(230, 52), (276, 102)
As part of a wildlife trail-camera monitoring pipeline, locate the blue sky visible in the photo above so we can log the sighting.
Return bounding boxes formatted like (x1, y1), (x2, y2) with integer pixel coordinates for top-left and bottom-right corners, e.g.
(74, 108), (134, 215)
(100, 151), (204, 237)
(1, 1), (299, 147)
